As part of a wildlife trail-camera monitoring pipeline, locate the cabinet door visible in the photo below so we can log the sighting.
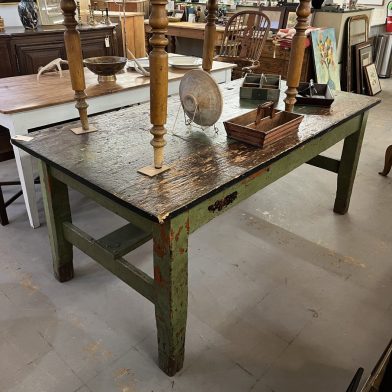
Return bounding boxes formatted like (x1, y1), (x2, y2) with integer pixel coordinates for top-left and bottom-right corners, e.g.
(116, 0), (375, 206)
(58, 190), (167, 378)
(0, 38), (16, 78)
(14, 42), (65, 75)
(81, 35), (115, 58)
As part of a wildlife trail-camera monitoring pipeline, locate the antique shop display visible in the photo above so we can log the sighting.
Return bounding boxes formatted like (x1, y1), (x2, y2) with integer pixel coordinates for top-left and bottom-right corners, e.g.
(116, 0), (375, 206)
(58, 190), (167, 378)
(83, 56), (127, 83)
(18, 0), (39, 29)
(364, 63), (382, 95)
(240, 73), (281, 101)
(355, 41), (373, 95)
(311, 28), (341, 90)
(224, 101), (303, 147)
(296, 80), (334, 107)
(14, 0), (354, 376)
(13, 80), (380, 377)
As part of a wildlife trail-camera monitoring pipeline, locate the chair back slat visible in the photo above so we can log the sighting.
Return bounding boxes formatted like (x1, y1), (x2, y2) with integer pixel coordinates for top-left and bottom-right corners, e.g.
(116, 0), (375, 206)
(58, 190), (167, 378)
(219, 11), (271, 62)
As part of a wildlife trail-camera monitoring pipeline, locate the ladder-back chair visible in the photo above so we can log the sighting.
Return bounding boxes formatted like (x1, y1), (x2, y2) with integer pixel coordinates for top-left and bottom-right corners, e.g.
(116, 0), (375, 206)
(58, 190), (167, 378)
(215, 11), (271, 80)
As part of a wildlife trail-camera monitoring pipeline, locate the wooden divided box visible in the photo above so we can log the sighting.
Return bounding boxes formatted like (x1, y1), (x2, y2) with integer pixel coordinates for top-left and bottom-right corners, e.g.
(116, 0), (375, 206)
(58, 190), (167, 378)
(224, 105), (303, 148)
(240, 73), (281, 102)
(296, 82), (335, 107)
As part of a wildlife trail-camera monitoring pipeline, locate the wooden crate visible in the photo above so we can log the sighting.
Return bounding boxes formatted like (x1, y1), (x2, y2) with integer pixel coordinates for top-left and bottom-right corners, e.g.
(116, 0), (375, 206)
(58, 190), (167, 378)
(296, 83), (335, 107)
(224, 108), (303, 147)
(240, 73), (281, 101)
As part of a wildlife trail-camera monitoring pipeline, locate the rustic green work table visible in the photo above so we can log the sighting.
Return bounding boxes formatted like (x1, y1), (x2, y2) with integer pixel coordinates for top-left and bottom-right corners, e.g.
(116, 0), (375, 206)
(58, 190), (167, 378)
(12, 80), (380, 376)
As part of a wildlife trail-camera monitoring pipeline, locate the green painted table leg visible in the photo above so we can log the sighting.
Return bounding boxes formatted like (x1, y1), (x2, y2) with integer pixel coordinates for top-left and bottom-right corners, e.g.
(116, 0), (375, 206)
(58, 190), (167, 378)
(153, 213), (189, 376)
(334, 112), (369, 215)
(38, 161), (74, 282)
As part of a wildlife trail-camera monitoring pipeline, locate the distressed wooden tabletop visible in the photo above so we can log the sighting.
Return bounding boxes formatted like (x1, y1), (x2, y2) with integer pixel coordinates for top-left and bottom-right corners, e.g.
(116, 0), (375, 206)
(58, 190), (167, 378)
(13, 80), (380, 223)
(0, 58), (233, 114)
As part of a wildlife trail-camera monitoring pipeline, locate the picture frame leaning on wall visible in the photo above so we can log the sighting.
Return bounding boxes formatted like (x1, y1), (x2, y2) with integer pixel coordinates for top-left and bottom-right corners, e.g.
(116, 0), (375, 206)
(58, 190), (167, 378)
(364, 63), (382, 95)
(355, 41), (373, 95)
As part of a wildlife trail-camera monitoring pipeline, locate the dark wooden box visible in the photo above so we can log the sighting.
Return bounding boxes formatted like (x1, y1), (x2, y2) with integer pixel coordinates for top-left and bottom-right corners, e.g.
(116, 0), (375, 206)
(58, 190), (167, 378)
(240, 73), (281, 102)
(224, 109), (303, 147)
(296, 83), (334, 107)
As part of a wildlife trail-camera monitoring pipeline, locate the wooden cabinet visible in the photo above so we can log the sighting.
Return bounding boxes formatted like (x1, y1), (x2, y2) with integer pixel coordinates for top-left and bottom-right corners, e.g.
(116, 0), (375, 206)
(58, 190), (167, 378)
(107, 0), (148, 16)
(256, 39), (313, 82)
(0, 25), (118, 78)
(0, 36), (14, 78)
(95, 12), (146, 58)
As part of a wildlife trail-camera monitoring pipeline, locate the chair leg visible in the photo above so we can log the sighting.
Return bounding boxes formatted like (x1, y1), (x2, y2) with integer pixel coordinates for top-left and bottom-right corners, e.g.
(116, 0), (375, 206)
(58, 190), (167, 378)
(379, 145), (392, 176)
(0, 186), (9, 226)
(0, 177), (40, 226)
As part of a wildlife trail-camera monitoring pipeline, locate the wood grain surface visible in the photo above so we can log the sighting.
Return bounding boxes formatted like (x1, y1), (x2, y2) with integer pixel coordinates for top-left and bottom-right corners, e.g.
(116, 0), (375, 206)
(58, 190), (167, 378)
(144, 21), (226, 43)
(13, 80), (380, 223)
(0, 59), (233, 114)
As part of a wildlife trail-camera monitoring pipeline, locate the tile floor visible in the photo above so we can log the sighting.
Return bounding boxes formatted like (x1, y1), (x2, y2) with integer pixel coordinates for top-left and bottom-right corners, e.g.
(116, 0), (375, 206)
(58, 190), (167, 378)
(0, 79), (391, 392)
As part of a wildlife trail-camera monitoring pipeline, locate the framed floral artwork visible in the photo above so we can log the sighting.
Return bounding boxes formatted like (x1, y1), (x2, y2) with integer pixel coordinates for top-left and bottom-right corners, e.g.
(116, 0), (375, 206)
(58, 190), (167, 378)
(364, 63), (382, 95)
(311, 28), (341, 91)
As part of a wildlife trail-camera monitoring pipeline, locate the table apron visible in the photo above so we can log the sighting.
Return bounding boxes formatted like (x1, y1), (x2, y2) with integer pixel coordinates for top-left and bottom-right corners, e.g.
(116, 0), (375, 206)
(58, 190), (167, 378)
(49, 166), (153, 232)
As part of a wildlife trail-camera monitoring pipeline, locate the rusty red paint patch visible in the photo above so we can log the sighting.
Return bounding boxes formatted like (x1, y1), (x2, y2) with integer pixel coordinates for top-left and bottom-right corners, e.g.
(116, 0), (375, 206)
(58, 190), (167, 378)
(154, 266), (164, 284)
(241, 167), (269, 185)
(153, 242), (166, 258)
(160, 224), (170, 243)
(175, 226), (183, 242)
(185, 217), (190, 234)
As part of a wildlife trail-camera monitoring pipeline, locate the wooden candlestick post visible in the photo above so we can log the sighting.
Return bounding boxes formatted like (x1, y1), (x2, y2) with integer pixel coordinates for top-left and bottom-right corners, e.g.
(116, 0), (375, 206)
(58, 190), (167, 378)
(138, 0), (170, 176)
(61, 0), (92, 133)
(284, 0), (311, 112)
(202, 0), (218, 73)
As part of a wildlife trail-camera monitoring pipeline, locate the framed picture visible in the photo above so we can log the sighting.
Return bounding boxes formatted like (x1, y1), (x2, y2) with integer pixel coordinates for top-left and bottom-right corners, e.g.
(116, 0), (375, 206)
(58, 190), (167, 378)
(364, 63), (382, 95)
(355, 42), (373, 94)
(284, 4), (315, 29)
(311, 28), (341, 90)
(36, 0), (63, 25)
(259, 6), (286, 31)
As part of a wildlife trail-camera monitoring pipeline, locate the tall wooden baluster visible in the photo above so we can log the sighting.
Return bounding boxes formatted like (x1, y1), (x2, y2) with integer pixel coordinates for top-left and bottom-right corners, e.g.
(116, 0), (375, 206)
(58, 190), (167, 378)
(202, 0), (218, 73)
(149, 0), (169, 171)
(284, 0), (311, 112)
(61, 0), (90, 131)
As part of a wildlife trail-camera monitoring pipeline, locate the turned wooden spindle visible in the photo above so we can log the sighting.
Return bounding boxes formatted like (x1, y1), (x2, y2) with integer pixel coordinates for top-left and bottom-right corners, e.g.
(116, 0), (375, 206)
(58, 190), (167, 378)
(284, 0), (311, 112)
(202, 0), (218, 73)
(61, 0), (90, 130)
(149, 0), (169, 170)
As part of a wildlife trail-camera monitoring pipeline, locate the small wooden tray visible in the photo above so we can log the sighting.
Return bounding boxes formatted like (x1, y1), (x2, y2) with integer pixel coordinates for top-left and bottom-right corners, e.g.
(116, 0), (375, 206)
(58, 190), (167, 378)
(224, 102), (303, 147)
(240, 73), (281, 102)
(296, 82), (334, 107)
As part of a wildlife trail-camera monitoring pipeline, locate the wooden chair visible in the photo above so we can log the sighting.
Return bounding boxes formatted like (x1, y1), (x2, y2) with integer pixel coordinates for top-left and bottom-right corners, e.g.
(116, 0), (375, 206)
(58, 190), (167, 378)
(0, 126), (40, 226)
(214, 10), (271, 80)
(379, 145), (392, 176)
